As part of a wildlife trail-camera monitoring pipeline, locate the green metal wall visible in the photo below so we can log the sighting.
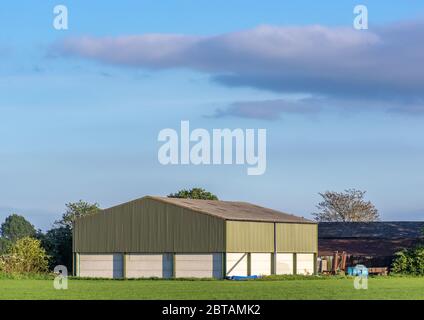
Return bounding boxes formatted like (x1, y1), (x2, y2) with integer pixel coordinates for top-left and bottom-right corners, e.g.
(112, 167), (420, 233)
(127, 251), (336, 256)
(226, 221), (274, 252)
(73, 198), (225, 253)
(225, 221), (317, 253)
(276, 223), (318, 253)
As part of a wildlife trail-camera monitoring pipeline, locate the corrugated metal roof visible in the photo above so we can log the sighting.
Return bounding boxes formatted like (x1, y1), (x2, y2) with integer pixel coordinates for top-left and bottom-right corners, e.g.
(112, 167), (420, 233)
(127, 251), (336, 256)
(144, 196), (315, 224)
(319, 222), (424, 239)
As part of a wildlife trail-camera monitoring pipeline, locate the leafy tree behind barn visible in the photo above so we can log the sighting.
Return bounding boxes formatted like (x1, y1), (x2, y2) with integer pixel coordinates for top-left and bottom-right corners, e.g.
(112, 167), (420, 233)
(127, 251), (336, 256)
(168, 188), (218, 200)
(41, 227), (73, 271)
(42, 200), (100, 271)
(54, 200), (99, 228)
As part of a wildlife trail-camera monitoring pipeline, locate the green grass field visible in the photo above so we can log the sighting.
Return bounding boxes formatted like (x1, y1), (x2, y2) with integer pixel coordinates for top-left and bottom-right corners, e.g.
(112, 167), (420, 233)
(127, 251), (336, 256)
(0, 277), (423, 300)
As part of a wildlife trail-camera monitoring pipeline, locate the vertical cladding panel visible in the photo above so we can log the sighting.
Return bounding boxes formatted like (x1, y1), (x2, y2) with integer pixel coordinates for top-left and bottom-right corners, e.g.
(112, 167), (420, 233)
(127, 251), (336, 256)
(226, 253), (248, 276)
(225, 221), (274, 252)
(131, 200), (143, 252)
(107, 212), (114, 251)
(276, 223), (318, 253)
(276, 253), (294, 275)
(171, 206), (224, 253)
(74, 197), (225, 253)
(117, 203), (128, 252)
(250, 253), (271, 276)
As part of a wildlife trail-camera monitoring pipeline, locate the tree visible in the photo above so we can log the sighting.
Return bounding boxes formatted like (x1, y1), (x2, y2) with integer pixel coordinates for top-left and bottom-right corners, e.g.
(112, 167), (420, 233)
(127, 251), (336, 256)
(0, 237), (49, 274)
(0, 237), (12, 255)
(312, 189), (379, 222)
(54, 200), (99, 229)
(41, 226), (73, 271)
(0, 214), (36, 242)
(168, 188), (218, 200)
(43, 200), (99, 272)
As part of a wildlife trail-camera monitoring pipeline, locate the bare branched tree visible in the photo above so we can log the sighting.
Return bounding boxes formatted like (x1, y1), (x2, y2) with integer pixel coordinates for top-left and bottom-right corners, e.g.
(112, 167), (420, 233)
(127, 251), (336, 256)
(313, 189), (379, 222)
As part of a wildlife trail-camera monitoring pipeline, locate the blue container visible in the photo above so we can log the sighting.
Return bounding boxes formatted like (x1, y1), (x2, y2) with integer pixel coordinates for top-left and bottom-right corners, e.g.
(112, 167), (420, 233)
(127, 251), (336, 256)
(349, 265), (368, 276)
(227, 275), (259, 281)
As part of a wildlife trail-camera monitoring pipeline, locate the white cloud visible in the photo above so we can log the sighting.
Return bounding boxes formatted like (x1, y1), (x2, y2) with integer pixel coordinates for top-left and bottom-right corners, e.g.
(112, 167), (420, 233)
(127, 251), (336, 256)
(52, 20), (424, 113)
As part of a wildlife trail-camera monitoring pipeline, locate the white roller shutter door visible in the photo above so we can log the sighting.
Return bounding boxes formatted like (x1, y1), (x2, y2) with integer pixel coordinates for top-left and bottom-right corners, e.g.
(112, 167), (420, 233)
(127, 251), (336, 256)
(126, 254), (173, 278)
(175, 253), (223, 278)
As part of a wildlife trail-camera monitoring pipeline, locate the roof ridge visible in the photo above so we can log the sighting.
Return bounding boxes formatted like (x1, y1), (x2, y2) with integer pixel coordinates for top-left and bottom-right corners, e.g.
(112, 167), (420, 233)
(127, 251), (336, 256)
(94, 195), (315, 224)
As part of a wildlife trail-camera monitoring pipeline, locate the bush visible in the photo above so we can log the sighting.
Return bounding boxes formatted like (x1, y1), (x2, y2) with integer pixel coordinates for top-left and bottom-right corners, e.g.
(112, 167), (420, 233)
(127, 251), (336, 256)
(392, 246), (424, 275)
(0, 237), (49, 274)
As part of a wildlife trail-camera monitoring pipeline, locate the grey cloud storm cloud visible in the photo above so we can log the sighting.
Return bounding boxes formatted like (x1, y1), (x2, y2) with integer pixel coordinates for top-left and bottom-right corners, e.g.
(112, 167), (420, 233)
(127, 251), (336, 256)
(212, 98), (321, 120)
(210, 97), (424, 120)
(52, 20), (424, 118)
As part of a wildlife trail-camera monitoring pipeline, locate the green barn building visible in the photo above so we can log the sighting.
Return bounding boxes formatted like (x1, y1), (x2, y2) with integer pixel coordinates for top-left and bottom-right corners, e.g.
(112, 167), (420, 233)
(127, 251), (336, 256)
(73, 196), (317, 278)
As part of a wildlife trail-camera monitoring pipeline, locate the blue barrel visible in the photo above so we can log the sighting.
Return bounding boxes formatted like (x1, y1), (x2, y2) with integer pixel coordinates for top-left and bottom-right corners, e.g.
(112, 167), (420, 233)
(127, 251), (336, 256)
(351, 265), (368, 276)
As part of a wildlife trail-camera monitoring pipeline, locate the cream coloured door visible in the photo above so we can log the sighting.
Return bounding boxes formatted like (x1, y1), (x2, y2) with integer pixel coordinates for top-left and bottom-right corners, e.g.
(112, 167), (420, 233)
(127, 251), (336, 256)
(175, 253), (223, 278)
(79, 254), (123, 278)
(126, 253), (173, 278)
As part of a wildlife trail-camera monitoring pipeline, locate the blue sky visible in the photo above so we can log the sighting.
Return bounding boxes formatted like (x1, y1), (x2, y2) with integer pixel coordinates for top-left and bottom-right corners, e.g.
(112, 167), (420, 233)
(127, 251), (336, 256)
(1, 1), (424, 230)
